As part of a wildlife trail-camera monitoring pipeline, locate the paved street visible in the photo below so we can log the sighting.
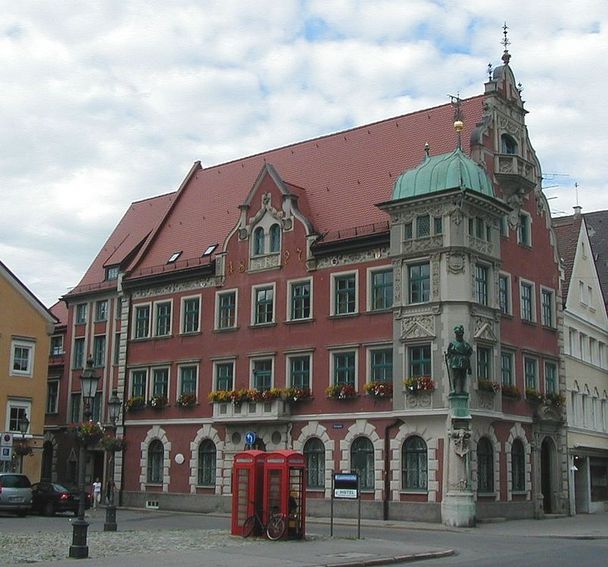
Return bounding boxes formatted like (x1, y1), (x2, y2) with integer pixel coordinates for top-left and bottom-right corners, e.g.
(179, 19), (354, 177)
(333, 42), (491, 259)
(0, 508), (606, 566)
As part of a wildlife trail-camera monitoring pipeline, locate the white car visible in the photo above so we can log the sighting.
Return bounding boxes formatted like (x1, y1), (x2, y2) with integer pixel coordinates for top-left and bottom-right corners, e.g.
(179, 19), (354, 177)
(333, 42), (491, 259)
(0, 473), (32, 516)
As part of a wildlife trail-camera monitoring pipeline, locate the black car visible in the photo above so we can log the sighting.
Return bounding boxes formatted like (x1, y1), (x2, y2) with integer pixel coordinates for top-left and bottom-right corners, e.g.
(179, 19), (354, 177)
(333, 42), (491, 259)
(31, 482), (91, 516)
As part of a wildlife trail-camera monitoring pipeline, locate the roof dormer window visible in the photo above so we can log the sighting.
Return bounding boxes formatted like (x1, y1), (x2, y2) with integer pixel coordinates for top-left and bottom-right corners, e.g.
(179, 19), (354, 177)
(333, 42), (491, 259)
(203, 244), (218, 256)
(253, 227), (265, 256)
(168, 251), (182, 263)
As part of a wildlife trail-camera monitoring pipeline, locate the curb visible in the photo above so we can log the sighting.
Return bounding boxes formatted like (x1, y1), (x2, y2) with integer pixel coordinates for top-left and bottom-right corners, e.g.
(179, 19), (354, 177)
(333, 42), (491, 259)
(311, 549), (456, 567)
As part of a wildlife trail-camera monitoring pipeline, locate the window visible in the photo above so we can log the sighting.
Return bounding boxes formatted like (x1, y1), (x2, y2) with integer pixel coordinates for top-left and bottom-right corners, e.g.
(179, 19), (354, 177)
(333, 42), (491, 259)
(253, 227), (265, 255)
(73, 338), (85, 369)
(545, 362), (557, 395)
(46, 381), (59, 414)
(404, 222), (413, 240)
(288, 355), (311, 389)
(475, 217), (484, 240)
(332, 351), (356, 386)
(50, 335), (63, 356)
(106, 266), (119, 281)
(409, 345), (431, 377)
(289, 279), (311, 320)
(518, 213), (531, 246)
(70, 393), (81, 423)
(179, 365), (198, 396)
(501, 134), (518, 155)
(333, 272), (357, 315)
(416, 214), (430, 238)
(501, 352), (514, 386)
(477, 438), (494, 493)
(511, 439), (525, 492)
(252, 359), (273, 391)
(168, 251), (182, 263)
(75, 304), (87, 324)
(11, 340), (34, 376)
(134, 304), (150, 338)
(182, 297), (200, 334)
(91, 392), (102, 422)
(541, 289), (554, 327)
(434, 216), (443, 235)
(477, 347), (491, 381)
(7, 403), (30, 434)
(402, 436), (427, 490)
(269, 224), (281, 253)
(198, 440), (216, 487)
(370, 348), (392, 382)
(131, 370), (147, 399)
(115, 297), (122, 319)
(95, 300), (108, 321)
(202, 243), (217, 256)
(155, 301), (172, 336)
(253, 285), (274, 325)
(475, 264), (489, 305)
(113, 332), (120, 365)
(500, 216), (509, 237)
(351, 437), (374, 490)
(370, 268), (393, 311)
(147, 440), (164, 484)
(499, 274), (511, 315)
(408, 263), (430, 303)
(520, 282), (534, 322)
(215, 362), (234, 391)
(524, 357), (538, 391)
(304, 438), (325, 489)
(152, 368), (169, 398)
(217, 290), (237, 329)
(92, 336), (106, 367)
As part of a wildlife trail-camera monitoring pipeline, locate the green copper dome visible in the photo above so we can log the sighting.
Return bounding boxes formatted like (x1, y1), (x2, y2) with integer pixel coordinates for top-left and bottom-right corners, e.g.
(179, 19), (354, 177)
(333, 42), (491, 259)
(392, 148), (494, 201)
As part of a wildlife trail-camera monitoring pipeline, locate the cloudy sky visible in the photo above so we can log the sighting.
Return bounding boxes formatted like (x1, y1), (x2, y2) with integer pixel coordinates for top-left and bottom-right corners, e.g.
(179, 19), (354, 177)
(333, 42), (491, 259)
(2, 1), (606, 307)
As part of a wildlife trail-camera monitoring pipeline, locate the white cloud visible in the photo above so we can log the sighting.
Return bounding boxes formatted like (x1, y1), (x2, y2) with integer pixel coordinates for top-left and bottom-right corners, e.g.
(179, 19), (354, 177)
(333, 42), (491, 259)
(1, 0), (607, 306)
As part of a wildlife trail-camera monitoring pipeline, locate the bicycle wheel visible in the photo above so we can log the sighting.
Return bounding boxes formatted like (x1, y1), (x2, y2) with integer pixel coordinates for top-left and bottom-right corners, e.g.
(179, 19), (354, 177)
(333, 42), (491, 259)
(243, 515), (257, 538)
(266, 513), (286, 541)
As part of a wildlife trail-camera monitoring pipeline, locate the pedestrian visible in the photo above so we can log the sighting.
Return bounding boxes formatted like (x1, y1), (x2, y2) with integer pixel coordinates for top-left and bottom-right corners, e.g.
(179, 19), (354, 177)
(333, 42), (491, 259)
(92, 477), (102, 509)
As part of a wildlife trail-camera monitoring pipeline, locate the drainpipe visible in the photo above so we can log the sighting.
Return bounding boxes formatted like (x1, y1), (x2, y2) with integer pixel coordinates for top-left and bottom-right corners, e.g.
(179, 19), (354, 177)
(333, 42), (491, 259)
(383, 419), (403, 520)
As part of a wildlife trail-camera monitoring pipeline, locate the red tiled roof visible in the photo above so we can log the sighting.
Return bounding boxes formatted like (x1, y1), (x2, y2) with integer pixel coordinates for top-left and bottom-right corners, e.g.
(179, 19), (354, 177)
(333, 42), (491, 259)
(49, 300), (68, 326)
(553, 215), (582, 303)
(130, 96), (485, 272)
(66, 192), (176, 297)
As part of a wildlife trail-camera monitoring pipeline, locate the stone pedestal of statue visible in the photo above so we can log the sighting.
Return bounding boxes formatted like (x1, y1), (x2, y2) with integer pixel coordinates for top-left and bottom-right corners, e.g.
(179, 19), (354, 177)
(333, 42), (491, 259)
(441, 393), (476, 527)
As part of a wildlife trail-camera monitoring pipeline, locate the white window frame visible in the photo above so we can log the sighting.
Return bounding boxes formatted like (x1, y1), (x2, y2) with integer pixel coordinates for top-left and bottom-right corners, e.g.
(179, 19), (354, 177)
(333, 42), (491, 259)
(249, 355), (275, 391)
(178, 363), (199, 397)
(129, 368), (148, 399)
(213, 358), (236, 391)
(519, 279), (536, 323)
(215, 288), (238, 330)
(285, 351), (313, 390)
(330, 270), (359, 316)
(474, 262), (490, 306)
(153, 299), (173, 337)
(10, 339), (35, 377)
(406, 260), (431, 305)
(132, 302), (152, 339)
(151, 366), (171, 399)
(75, 303), (88, 325)
(329, 346), (359, 390)
(95, 299), (108, 322)
(367, 344), (393, 384)
(50, 335), (64, 356)
(287, 277), (313, 321)
(180, 294), (202, 334)
(540, 286), (556, 328)
(46, 380), (60, 414)
(6, 399), (32, 434)
(367, 266), (393, 312)
(498, 272), (512, 315)
(251, 282), (276, 326)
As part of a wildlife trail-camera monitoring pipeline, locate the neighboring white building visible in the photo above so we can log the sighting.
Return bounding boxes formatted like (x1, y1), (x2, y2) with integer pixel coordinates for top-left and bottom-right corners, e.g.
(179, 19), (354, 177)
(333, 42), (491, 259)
(555, 207), (608, 513)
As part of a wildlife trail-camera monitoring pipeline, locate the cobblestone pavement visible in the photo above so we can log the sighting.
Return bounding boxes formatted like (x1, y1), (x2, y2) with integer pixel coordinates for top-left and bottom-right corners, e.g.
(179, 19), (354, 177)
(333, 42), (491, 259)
(0, 529), (261, 564)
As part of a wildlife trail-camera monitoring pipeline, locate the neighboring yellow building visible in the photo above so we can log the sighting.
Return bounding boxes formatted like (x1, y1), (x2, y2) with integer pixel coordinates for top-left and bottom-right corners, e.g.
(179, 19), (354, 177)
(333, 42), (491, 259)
(0, 261), (56, 480)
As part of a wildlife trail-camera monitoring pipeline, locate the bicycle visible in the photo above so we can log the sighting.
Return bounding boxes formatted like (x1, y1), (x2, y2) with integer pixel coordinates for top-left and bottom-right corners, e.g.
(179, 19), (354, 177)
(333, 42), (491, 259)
(242, 506), (287, 540)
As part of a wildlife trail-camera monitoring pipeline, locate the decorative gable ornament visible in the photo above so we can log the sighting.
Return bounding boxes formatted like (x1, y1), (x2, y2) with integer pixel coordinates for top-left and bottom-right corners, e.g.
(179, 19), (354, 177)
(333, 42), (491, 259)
(473, 319), (497, 343)
(400, 316), (436, 341)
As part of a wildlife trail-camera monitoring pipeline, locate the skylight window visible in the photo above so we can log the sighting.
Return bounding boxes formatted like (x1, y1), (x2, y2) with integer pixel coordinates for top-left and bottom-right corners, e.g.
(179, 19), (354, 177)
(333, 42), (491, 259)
(167, 251), (182, 263)
(203, 244), (218, 256)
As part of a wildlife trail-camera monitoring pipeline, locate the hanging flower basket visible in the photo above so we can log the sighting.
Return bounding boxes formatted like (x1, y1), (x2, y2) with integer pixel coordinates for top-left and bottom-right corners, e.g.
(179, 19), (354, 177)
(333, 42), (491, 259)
(364, 381), (393, 399)
(176, 393), (197, 408)
(126, 396), (146, 412)
(14, 443), (32, 457)
(478, 379), (501, 393)
(101, 434), (126, 452)
(148, 395), (168, 410)
(403, 376), (435, 394)
(70, 421), (104, 446)
(325, 383), (357, 400)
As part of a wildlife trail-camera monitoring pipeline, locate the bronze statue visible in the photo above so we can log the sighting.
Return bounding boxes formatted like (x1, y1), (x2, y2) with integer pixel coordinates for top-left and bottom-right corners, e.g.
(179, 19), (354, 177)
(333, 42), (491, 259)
(446, 325), (473, 394)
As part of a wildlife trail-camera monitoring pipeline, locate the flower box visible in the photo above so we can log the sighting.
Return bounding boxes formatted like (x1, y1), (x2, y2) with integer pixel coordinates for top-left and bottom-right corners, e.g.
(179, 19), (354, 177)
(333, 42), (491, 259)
(364, 381), (393, 399)
(176, 393), (197, 408)
(403, 376), (435, 394)
(126, 396), (146, 412)
(525, 388), (544, 403)
(148, 395), (168, 410)
(325, 383), (358, 400)
(477, 379), (501, 393)
(544, 392), (565, 408)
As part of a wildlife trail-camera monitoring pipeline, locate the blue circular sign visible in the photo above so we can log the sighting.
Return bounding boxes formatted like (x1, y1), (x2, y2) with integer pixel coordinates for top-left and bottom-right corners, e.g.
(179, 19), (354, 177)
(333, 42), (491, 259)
(245, 431), (256, 446)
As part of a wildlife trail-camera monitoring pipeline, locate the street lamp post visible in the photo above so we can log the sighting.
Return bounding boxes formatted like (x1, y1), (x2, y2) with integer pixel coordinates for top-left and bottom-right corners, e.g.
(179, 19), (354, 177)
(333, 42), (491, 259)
(69, 357), (100, 560)
(17, 413), (29, 473)
(104, 389), (122, 532)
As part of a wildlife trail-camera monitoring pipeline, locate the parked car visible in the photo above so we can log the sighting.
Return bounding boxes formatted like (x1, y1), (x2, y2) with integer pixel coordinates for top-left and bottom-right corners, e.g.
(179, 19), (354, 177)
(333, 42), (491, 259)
(31, 482), (91, 516)
(0, 473), (32, 517)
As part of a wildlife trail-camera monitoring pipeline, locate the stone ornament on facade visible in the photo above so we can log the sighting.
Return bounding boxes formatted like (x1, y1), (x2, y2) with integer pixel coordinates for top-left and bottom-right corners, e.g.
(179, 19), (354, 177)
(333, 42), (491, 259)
(316, 247), (389, 270)
(450, 428), (471, 458)
(400, 315), (435, 341)
(447, 253), (465, 274)
(132, 278), (214, 300)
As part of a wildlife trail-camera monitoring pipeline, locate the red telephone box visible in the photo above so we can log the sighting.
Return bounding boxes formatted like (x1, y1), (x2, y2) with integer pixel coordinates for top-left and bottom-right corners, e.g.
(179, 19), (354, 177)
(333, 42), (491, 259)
(263, 450), (306, 539)
(231, 450), (266, 536)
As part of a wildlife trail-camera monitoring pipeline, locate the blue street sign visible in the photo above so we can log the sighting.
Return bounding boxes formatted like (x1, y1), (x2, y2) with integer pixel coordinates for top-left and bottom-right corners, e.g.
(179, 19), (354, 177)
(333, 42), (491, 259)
(245, 431), (256, 446)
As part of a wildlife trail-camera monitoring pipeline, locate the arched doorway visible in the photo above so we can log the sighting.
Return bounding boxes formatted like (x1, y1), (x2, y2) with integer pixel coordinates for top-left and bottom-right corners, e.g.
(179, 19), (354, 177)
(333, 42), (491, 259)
(541, 437), (556, 513)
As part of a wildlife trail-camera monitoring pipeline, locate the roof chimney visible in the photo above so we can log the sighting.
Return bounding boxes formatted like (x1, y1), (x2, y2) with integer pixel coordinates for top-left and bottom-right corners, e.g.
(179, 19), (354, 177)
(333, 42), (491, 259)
(573, 205), (582, 219)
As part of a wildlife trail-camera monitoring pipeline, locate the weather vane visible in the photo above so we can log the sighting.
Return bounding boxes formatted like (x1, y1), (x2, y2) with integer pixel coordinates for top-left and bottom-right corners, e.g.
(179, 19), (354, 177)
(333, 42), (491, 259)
(449, 93), (464, 149)
(502, 22), (511, 64)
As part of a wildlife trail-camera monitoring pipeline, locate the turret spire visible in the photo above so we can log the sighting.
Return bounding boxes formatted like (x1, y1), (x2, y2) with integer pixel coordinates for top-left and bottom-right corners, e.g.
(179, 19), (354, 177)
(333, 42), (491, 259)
(502, 22), (511, 65)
